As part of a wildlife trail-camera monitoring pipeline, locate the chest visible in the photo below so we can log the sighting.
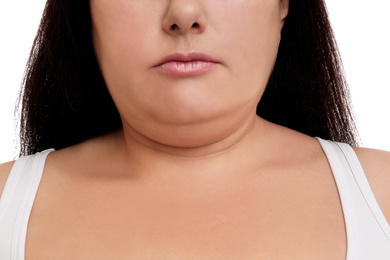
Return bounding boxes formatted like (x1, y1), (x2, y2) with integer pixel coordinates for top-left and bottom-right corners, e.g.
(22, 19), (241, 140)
(24, 168), (347, 260)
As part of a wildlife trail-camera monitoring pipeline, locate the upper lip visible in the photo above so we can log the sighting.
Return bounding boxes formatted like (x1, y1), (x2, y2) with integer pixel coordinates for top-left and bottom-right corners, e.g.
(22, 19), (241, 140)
(153, 52), (220, 67)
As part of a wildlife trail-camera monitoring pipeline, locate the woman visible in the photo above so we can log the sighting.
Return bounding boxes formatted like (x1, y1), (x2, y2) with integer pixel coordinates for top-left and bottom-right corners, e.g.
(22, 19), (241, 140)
(0, 0), (389, 259)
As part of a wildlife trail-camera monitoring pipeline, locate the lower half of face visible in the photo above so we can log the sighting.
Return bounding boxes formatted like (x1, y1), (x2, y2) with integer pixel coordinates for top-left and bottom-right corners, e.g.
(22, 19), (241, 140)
(91, 0), (286, 147)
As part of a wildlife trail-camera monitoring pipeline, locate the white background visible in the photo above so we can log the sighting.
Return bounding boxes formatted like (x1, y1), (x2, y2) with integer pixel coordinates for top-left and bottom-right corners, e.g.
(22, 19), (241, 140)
(0, 0), (389, 163)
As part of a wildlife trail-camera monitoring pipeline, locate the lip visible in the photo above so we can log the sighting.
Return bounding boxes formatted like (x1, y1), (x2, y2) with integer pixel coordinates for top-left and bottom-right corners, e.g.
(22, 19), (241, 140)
(153, 52), (220, 76)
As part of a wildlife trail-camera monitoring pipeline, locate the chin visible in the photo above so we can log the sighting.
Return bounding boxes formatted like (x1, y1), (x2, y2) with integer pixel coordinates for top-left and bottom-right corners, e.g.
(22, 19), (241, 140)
(126, 110), (236, 149)
(154, 104), (223, 126)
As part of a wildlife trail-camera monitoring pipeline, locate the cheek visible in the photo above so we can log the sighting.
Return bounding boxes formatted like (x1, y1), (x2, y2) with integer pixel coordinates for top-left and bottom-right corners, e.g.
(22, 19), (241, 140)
(91, 1), (163, 113)
(213, 1), (282, 82)
(91, 1), (160, 84)
(212, 3), (283, 127)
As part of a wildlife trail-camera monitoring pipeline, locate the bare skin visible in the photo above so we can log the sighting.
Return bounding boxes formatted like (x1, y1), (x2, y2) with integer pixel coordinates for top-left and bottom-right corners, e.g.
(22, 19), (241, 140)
(1, 0), (390, 259)
(0, 119), (390, 259)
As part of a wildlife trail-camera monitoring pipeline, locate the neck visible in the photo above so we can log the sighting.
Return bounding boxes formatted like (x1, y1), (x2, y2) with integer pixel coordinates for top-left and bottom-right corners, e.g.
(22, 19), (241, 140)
(115, 115), (270, 178)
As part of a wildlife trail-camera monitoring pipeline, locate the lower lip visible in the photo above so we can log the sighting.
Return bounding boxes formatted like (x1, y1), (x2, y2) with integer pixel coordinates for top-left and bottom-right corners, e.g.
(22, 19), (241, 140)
(155, 61), (218, 76)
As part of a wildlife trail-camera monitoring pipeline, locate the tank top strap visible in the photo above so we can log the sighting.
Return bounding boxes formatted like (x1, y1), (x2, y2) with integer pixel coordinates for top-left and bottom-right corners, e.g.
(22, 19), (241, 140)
(0, 149), (54, 260)
(316, 138), (390, 260)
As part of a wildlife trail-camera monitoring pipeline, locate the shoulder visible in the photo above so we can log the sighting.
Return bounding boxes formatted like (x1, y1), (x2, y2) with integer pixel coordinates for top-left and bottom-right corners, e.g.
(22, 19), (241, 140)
(0, 160), (16, 198)
(352, 146), (390, 223)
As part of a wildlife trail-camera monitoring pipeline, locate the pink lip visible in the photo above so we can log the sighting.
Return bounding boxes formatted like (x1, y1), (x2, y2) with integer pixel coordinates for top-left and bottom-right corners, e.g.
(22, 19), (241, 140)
(153, 52), (219, 76)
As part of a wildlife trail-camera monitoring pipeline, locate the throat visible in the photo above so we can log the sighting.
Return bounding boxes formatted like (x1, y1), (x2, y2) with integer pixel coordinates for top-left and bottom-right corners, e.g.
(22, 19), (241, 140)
(105, 115), (269, 180)
(121, 114), (264, 159)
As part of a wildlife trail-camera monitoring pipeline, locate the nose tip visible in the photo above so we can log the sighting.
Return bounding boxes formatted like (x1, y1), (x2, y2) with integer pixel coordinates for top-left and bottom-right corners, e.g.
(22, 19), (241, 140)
(163, 1), (207, 35)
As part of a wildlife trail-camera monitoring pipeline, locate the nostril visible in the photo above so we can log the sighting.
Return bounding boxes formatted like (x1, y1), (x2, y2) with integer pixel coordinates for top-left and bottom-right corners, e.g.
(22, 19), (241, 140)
(170, 24), (179, 30)
(169, 23), (200, 31)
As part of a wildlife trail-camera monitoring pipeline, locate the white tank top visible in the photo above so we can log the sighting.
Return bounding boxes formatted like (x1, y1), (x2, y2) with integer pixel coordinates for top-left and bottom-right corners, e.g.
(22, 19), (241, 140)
(0, 139), (389, 259)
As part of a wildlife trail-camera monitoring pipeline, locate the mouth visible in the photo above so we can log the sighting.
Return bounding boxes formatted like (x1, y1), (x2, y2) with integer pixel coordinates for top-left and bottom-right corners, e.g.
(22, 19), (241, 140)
(153, 52), (220, 76)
